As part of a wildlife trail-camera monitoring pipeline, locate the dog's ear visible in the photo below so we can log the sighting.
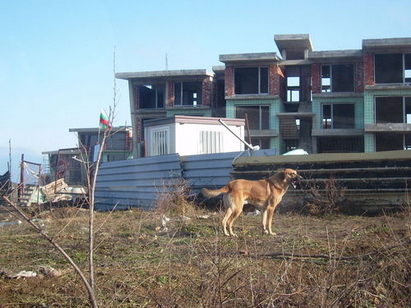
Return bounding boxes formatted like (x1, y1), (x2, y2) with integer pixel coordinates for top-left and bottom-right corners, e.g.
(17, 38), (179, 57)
(278, 169), (286, 181)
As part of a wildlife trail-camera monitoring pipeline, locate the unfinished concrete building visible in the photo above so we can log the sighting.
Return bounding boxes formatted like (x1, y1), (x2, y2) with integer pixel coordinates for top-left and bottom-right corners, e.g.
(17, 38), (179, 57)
(116, 34), (411, 158)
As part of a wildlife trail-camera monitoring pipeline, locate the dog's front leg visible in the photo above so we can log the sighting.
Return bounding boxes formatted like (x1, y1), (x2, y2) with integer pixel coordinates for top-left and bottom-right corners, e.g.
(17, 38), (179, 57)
(266, 206), (276, 236)
(262, 209), (269, 234)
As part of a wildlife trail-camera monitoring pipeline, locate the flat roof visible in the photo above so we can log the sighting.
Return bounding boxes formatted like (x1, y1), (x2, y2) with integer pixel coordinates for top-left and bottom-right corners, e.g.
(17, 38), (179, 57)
(69, 126), (131, 133)
(116, 69), (214, 80)
(363, 37), (411, 51)
(144, 115), (245, 127)
(309, 49), (363, 60)
(219, 52), (280, 64)
(274, 34), (313, 55)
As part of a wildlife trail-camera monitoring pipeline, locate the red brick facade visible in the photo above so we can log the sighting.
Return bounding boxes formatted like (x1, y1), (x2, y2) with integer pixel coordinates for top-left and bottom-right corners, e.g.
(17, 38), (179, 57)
(132, 85), (139, 110)
(363, 53), (375, 86)
(202, 77), (212, 106)
(269, 64), (283, 96)
(311, 63), (321, 94)
(354, 62), (364, 92)
(166, 81), (174, 107)
(225, 66), (234, 97)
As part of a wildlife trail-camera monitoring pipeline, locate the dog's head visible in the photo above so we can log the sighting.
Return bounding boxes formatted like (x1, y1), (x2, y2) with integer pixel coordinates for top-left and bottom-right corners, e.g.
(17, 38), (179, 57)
(278, 168), (302, 188)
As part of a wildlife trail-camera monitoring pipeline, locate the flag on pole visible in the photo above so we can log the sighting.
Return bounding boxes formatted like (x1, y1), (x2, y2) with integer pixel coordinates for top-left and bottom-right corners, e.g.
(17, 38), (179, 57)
(99, 109), (111, 130)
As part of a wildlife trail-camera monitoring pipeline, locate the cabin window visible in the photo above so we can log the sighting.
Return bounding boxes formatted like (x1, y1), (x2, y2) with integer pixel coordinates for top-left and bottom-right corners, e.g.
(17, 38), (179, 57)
(234, 67), (268, 95)
(199, 131), (223, 154)
(150, 127), (169, 156)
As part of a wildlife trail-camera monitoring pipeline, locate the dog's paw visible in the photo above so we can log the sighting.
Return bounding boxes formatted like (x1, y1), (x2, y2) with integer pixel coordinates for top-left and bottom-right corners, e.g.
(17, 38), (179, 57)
(263, 230), (276, 236)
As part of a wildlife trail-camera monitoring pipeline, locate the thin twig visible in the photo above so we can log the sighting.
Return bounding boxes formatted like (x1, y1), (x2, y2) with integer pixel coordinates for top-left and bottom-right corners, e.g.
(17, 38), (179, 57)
(260, 239), (411, 261)
(1, 195), (98, 308)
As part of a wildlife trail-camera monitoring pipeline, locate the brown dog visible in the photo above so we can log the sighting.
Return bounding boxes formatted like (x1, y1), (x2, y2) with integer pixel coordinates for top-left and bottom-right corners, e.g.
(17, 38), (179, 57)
(202, 169), (301, 236)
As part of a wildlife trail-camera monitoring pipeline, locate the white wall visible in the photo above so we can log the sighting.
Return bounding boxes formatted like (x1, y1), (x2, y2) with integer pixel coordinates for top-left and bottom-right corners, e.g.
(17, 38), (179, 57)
(175, 122), (244, 155)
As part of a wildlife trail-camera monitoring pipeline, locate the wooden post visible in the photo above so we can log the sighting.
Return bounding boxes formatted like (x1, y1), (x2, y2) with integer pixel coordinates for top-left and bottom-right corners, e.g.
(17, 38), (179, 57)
(19, 154), (24, 199)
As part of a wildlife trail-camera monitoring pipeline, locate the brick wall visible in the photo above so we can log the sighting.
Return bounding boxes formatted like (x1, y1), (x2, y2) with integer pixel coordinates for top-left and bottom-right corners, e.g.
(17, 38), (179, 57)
(269, 64), (283, 96)
(225, 66), (234, 97)
(132, 85), (139, 110)
(354, 62), (364, 92)
(166, 81), (174, 106)
(363, 53), (374, 86)
(135, 116), (142, 143)
(311, 63), (321, 94)
(202, 77), (212, 106)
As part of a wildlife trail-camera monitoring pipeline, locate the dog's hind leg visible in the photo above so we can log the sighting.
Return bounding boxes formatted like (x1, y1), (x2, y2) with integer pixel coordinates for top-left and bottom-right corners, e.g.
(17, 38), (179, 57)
(221, 194), (233, 236)
(227, 207), (242, 237)
(222, 207), (232, 236)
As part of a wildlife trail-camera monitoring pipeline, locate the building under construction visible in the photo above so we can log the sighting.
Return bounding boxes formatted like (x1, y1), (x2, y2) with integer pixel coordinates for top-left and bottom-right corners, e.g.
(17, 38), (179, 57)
(116, 34), (411, 158)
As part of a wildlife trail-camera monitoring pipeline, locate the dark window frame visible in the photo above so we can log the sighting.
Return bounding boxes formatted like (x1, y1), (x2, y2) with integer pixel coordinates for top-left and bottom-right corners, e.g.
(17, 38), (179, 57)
(174, 81), (203, 106)
(234, 67), (269, 95)
(375, 96), (411, 124)
(321, 103), (355, 129)
(321, 64), (354, 92)
(138, 84), (165, 109)
(375, 53), (411, 84)
(235, 105), (270, 130)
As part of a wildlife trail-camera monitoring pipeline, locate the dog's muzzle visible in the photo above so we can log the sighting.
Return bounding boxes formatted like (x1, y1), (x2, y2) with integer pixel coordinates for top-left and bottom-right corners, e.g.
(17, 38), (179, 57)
(291, 175), (302, 188)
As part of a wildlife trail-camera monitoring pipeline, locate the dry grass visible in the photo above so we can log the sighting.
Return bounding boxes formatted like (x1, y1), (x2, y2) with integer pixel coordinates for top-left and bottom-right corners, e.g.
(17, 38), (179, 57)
(0, 201), (410, 308)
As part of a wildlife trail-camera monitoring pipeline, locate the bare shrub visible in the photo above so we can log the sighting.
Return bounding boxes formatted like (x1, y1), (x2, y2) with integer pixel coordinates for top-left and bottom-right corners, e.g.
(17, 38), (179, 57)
(304, 175), (346, 215)
(153, 177), (198, 217)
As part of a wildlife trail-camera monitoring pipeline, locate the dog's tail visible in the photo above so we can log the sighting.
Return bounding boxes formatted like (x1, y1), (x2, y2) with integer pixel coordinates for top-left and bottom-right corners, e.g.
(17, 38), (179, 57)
(201, 186), (230, 198)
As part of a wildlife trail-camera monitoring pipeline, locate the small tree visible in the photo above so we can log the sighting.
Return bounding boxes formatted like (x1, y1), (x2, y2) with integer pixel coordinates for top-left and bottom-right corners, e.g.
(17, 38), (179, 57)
(1, 50), (120, 308)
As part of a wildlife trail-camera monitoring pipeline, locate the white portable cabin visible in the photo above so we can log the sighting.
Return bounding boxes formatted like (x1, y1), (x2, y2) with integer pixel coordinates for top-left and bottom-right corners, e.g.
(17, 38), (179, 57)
(144, 115), (245, 156)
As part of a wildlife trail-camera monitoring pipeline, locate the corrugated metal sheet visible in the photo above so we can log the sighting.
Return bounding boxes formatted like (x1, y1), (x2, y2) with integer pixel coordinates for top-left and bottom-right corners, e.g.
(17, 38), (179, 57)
(95, 154), (182, 211)
(94, 151), (246, 211)
(181, 151), (242, 192)
(232, 150), (411, 214)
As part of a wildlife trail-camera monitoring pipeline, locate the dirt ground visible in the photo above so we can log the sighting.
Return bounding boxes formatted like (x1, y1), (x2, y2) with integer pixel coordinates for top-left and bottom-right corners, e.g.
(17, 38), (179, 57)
(0, 203), (410, 307)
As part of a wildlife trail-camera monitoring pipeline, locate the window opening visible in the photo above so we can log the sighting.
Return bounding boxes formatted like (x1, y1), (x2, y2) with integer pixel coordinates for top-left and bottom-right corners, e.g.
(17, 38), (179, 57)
(405, 134), (411, 150)
(287, 77), (300, 102)
(321, 64), (354, 92)
(236, 105), (269, 130)
(406, 98), (411, 123)
(139, 84), (165, 109)
(321, 65), (331, 92)
(295, 118), (300, 130)
(405, 54), (411, 83)
(375, 97), (403, 123)
(234, 67), (269, 95)
(318, 136), (363, 153)
(322, 103), (355, 129)
(375, 53), (404, 83)
(174, 82), (202, 106)
(284, 139), (299, 152)
(251, 137), (270, 150)
(322, 104), (332, 128)
(376, 133), (404, 151)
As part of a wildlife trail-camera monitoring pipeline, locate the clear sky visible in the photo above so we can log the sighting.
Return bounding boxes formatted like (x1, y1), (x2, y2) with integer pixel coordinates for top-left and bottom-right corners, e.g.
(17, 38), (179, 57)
(2, 0), (411, 181)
